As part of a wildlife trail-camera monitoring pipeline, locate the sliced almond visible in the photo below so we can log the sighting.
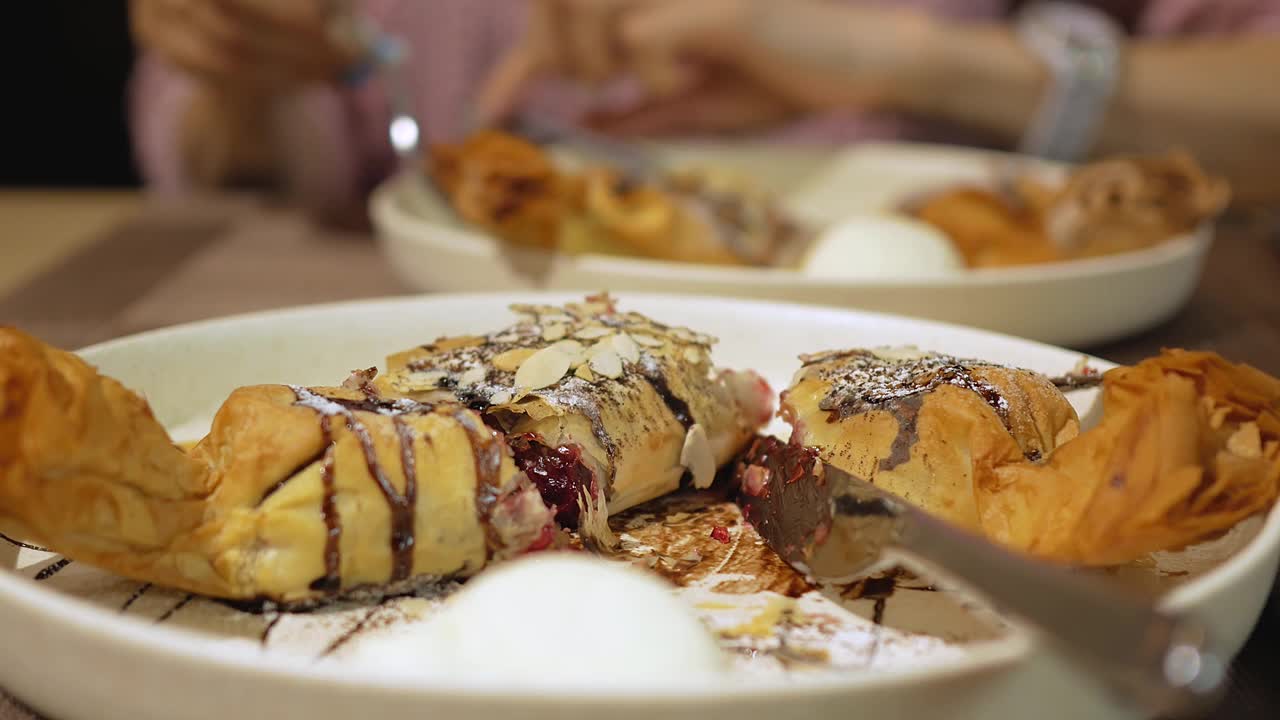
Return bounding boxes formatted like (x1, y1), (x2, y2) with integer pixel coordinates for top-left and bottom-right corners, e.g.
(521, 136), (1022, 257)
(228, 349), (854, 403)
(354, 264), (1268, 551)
(589, 348), (623, 379)
(575, 364), (597, 382)
(542, 323), (568, 341)
(433, 334), (486, 351)
(550, 339), (586, 367)
(515, 344), (573, 390)
(492, 332), (522, 344)
(575, 326), (613, 340)
(680, 424), (715, 489)
(393, 369), (447, 392)
(611, 332), (641, 364)
(671, 327), (696, 343)
(489, 389), (514, 405)
(1227, 422), (1263, 458)
(540, 312), (574, 324)
(458, 366), (487, 387)
(492, 347), (538, 372)
(683, 346), (704, 364)
(630, 333), (664, 348)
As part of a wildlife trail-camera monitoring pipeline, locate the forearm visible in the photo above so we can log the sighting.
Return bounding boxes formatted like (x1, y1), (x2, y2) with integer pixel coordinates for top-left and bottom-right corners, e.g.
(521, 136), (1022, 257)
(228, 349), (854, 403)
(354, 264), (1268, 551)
(905, 21), (1280, 204)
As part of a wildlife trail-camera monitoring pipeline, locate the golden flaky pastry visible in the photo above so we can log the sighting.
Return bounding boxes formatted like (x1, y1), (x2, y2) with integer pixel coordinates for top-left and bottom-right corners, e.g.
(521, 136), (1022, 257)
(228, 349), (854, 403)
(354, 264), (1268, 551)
(780, 348), (1081, 531)
(0, 328), (553, 603)
(981, 350), (1280, 565)
(0, 297), (770, 602)
(428, 131), (807, 266)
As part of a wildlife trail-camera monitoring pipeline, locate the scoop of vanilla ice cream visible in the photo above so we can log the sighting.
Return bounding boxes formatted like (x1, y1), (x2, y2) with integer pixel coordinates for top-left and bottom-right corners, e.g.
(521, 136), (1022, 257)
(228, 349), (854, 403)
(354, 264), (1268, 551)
(342, 553), (726, 687)
(802, 213), (963, 280)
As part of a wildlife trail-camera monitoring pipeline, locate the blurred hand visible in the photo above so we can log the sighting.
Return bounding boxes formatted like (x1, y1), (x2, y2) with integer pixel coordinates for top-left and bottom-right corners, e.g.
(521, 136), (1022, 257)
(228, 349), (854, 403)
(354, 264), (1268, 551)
(130, 0), (356, 95)
(475, 0), (937, 135)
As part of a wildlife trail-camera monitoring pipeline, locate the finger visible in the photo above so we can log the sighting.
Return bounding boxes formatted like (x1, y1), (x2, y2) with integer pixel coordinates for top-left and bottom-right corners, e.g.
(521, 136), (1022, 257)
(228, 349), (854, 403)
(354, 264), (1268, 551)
(222, 0), (350, 74)
(472, 46), (543, 128)
(561, 0), (621, 83)
(472, 0), (562, 126)
(585, 79), (794, 137)
(618, 0), (744, 64)
(139, 0), (245, 79)
(616, 0), (743, 98)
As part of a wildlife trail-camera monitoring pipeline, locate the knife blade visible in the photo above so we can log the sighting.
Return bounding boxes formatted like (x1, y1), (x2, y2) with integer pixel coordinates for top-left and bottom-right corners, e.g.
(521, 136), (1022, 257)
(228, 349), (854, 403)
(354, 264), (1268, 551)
(735, 436), (1225, 718)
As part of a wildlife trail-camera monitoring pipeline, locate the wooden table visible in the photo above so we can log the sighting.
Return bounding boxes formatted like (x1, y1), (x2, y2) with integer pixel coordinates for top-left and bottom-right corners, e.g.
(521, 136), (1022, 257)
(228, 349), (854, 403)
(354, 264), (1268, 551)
(1, 192), (1277, 719)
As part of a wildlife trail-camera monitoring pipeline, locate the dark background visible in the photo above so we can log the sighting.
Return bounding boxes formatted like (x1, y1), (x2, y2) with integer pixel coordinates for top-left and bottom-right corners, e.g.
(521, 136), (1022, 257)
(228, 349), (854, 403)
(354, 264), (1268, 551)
(1, 2), (139, 187)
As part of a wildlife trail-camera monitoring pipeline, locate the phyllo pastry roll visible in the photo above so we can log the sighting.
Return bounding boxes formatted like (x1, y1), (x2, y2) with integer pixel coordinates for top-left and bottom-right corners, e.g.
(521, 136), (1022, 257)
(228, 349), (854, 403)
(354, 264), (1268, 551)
(0, 328), (555, 603)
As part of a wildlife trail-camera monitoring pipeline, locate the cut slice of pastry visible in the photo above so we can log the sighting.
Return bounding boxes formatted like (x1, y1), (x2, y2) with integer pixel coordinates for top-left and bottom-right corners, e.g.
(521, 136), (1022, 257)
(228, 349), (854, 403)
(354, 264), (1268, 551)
(775, 347), (1080, 533)
(750, 347), (1280, 567)
(0, 328), (554, 603)
(376, 294), (775, 528)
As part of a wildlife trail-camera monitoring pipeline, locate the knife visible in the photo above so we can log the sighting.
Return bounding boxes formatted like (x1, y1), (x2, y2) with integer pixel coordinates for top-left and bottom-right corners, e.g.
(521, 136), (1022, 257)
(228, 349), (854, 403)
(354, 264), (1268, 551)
(735, 437), (1225, 719)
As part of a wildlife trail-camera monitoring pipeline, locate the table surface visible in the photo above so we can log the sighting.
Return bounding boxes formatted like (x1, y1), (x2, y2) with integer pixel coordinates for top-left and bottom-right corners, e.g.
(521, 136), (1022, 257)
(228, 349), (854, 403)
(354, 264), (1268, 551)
(0, 191), (1277, 720)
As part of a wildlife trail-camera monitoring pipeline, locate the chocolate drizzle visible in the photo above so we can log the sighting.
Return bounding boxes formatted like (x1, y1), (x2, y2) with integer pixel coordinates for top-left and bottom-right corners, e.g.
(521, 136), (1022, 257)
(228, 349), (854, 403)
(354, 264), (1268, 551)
(640, 366), (695, 429)
(288, 384), (440, 594)
(33, 558), (71, 581)
(389, 418), (420, 582)
(156, 593), (194, 623)
(120, 583), (152, 612)
(450, 408), (504, 555)
(310, 414), (342, 593)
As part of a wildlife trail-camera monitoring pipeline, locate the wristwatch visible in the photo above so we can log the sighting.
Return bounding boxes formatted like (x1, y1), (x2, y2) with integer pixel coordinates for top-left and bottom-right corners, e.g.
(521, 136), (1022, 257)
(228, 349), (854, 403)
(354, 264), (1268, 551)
(1014, 1), (1125, 162)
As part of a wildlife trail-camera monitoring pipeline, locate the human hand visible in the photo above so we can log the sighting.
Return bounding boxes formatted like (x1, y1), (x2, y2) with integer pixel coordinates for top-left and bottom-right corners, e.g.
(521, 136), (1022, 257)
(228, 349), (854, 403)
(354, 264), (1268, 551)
(474, 0), (939, 135)
(130, 0), (357, 95)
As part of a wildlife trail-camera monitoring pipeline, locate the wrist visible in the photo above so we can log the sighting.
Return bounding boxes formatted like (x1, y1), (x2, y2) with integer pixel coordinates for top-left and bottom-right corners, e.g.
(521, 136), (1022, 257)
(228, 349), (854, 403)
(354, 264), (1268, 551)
(899, 19), (1046, 137)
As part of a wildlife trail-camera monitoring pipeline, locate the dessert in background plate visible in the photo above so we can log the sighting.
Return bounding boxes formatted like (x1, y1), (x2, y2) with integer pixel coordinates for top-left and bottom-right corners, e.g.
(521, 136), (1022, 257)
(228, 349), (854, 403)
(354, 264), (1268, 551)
(427, 132), (1227, 275)
(912, 150), (1229, 268)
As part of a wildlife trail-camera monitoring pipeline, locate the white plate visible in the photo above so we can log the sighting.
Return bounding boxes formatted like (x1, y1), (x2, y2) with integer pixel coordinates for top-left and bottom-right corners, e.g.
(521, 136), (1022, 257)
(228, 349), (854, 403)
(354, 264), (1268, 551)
(2, 293), (1274, 720)
(370, 142), (1212, 348)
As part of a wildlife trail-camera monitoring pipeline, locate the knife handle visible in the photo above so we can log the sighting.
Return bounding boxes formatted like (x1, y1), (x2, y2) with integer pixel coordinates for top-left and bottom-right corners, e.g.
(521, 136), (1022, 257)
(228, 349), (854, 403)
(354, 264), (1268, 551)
(895, 510), (1226, 718)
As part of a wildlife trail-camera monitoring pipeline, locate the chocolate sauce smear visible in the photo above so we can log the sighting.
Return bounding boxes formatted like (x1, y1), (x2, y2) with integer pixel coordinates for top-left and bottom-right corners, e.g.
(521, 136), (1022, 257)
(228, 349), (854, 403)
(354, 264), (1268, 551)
(33, 558), (71, 581)
(0, 533), (50, 553)
(876, 394), (923, 472)
(1049, 372), (1104, 391)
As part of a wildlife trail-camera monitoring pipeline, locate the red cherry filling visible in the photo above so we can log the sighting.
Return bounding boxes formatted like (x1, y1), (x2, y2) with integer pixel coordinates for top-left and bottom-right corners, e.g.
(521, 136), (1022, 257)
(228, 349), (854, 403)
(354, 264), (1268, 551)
(509, 433), (597, 527)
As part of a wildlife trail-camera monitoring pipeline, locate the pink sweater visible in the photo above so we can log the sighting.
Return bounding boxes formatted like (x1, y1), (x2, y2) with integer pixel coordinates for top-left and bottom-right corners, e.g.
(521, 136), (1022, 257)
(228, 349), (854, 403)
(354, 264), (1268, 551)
(130, 0), (1280, 206)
